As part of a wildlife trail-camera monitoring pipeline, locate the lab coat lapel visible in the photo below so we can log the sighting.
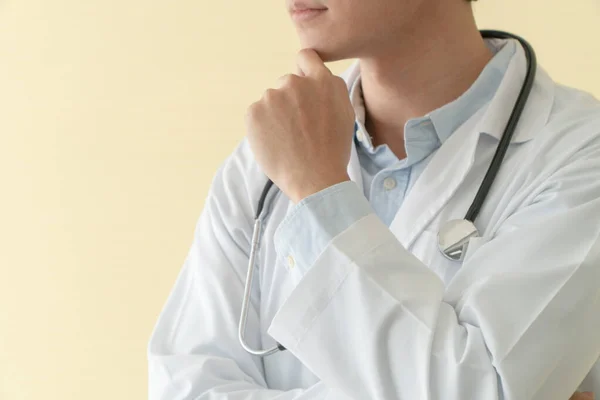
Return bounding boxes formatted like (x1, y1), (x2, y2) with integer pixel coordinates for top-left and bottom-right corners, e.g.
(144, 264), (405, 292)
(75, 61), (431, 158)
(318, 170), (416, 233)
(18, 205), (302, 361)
(388, 109), (485, 249)
(339, 39), (553, 249)
(386, 38), (553, 249)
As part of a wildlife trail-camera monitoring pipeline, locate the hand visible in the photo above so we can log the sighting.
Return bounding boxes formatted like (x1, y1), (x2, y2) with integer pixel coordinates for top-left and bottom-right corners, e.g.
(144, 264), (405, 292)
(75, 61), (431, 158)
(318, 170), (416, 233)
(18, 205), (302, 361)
(570, 392), (594, 400)
(245, 49), (356, 203)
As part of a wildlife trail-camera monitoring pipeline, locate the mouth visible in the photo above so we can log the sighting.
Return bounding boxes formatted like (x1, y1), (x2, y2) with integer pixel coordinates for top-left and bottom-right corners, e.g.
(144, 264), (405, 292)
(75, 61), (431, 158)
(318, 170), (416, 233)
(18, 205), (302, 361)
(290, 8), (328, 22)
(289, 0), (328, 21)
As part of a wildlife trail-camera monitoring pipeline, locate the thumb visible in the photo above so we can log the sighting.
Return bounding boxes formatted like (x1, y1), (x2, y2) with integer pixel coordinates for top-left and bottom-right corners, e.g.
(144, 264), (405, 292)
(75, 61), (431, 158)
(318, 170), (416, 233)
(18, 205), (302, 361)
(296, 48), (330, 78)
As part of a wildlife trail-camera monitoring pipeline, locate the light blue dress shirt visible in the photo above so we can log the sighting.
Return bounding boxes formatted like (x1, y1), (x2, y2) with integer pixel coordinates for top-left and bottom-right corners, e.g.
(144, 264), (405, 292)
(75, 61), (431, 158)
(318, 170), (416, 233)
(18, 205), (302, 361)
(274, 39), (516, 275)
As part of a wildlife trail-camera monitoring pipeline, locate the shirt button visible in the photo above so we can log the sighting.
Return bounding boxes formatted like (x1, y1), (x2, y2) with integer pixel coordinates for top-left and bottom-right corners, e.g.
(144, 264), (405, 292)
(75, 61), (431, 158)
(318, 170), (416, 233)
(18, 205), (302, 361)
(287, 255), (295, 269)
(383, 177), (397, 190)
(356, 129), (366, 142)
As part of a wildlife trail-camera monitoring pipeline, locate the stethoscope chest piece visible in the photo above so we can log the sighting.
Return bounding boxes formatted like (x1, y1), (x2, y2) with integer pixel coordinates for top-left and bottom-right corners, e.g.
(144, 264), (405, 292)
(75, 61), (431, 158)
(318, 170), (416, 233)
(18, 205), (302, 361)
(437, 219), (480, 262)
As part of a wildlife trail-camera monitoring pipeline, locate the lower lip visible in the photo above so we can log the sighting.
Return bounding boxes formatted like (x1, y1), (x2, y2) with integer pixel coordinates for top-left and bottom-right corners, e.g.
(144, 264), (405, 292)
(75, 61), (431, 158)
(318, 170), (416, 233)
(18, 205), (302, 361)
(291, 9), (327, 21)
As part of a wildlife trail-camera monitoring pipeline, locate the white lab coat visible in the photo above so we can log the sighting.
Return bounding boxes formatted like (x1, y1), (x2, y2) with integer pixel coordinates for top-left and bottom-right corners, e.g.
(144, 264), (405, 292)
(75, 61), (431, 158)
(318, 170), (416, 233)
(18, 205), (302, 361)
(148, 39), (600, 399)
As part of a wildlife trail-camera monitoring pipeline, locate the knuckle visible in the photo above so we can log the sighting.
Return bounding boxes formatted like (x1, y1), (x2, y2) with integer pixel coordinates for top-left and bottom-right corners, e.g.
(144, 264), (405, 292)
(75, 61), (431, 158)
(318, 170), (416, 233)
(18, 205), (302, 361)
(279, 73), (301, 89)
(287, 73), (303, 87)
(245, 102), (260, 119)
(262, 88), (277, 102)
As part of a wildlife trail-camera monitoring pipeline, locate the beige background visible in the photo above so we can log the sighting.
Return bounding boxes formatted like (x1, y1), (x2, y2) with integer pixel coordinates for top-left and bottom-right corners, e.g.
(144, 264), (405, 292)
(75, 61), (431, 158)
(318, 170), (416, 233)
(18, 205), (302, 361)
(1, 0), (599, 399)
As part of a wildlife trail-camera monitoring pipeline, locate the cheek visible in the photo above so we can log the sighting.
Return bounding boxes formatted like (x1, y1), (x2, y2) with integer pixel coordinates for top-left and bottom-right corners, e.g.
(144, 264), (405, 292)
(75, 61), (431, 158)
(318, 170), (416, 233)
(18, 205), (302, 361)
(333, 1), (406, 40)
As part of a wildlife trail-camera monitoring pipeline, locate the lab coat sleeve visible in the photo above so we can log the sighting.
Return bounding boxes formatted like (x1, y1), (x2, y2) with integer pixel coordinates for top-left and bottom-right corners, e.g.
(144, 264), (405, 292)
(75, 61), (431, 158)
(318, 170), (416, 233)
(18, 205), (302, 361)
(268, 142), (600, 400)
(147, 141), (354, 400)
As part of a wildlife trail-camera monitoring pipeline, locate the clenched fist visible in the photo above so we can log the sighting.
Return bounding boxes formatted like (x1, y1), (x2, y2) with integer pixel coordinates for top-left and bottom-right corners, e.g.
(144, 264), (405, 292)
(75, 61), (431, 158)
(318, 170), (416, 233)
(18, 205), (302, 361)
(245, 49), (356, 204)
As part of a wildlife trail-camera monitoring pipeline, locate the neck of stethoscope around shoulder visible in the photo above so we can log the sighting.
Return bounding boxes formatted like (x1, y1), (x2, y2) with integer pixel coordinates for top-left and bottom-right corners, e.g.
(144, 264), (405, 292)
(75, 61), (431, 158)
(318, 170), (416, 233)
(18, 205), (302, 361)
(238, 30), (538, 357)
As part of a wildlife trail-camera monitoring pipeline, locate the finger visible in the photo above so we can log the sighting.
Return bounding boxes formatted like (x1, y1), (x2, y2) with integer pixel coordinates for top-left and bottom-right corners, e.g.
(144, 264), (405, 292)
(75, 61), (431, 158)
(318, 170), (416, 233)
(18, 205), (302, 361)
(274, 74), (290, 89)
(274, 73), (302, 89)
(296, 48), (331, 79)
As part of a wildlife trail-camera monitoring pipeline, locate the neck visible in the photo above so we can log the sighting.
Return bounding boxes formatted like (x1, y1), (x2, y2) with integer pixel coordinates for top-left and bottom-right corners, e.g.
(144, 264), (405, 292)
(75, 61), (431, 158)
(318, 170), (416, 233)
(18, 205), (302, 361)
(359, 3), (493, 153)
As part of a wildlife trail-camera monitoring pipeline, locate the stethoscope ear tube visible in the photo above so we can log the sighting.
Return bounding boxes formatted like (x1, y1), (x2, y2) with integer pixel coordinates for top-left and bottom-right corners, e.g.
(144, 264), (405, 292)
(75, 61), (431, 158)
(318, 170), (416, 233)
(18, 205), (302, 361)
(464, 30), (537, 223)
(256, 179), (275, 219)
(238, 216), (284, 356)
(240, 178), (286, 354)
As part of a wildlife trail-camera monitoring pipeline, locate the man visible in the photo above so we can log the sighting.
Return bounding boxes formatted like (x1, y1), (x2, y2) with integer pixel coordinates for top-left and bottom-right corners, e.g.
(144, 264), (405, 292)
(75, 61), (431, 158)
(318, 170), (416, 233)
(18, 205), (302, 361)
(148, 0), (600, 398)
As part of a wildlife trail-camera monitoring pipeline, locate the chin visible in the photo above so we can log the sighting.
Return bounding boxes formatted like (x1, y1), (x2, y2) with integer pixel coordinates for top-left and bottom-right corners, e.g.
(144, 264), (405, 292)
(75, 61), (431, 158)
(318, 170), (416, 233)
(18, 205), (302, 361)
(297, 37), (358, 63)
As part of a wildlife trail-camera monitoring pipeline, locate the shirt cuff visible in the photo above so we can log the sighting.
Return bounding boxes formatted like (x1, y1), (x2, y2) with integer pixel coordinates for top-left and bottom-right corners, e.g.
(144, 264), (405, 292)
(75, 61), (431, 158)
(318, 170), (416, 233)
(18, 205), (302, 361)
(273, 180), (373, 276)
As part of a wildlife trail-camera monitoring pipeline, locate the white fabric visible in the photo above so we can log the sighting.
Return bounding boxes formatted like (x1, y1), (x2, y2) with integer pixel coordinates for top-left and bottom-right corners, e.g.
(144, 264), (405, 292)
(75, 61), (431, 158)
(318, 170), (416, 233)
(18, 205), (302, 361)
(148, 38), (600, 399)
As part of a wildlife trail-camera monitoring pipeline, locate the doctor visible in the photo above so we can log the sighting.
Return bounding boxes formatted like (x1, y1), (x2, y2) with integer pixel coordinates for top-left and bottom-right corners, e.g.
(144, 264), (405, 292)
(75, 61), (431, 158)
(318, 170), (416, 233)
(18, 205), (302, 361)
(148, 0), (600, 398)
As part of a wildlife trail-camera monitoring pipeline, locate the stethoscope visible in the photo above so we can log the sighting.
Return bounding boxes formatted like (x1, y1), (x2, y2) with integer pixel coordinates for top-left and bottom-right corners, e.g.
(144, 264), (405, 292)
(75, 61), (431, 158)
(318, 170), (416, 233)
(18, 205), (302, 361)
(238, 30), (537, 357)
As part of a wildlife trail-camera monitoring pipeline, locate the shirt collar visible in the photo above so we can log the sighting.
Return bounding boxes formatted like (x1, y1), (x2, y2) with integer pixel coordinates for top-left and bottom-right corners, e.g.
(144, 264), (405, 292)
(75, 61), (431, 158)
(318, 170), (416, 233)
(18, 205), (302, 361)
(428, 39), (516, 143)
(349, 74), (372, 147)
(347, 38), (517, 149)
